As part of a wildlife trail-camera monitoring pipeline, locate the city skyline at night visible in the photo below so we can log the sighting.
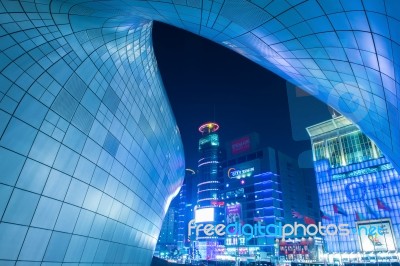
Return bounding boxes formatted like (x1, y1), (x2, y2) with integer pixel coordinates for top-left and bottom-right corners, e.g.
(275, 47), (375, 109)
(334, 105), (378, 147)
(152, 21), (332, 170)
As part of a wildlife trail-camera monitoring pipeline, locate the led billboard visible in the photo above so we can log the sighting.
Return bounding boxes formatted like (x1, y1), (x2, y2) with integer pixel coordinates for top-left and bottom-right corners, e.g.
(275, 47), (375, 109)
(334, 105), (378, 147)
(226, 203), (242, 224)
(356, 219), (396, 252)
(195, 208), (215, 223)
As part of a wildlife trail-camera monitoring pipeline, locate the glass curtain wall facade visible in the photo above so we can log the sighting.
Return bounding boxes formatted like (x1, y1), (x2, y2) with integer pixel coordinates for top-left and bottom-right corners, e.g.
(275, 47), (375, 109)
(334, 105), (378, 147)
(157, 206), (179, 252)
(0, 4), (186, 265)
(177, 181), (186, 251)
(219, 133), (319, 258)
(197, 123), (221, 207)
(307, 115), (400, 253)
(222, 171), (282, 255)
(195, 122), (223, 259)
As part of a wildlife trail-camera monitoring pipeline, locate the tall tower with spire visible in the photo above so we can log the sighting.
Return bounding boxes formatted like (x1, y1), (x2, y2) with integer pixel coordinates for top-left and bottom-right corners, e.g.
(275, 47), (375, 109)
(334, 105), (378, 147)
(195, 122), (223, 259)
(197, 122), (220, 207)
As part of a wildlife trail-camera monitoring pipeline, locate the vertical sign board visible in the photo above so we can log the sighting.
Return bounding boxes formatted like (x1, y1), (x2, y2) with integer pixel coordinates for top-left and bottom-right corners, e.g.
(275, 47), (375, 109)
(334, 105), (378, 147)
(356, 219), (396, 252)
(226, 203), (242, 224)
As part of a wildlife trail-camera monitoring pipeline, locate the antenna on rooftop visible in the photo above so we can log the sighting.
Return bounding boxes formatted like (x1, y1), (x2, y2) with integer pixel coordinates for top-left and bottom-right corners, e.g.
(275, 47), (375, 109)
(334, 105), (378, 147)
(213, 104), (216, 122)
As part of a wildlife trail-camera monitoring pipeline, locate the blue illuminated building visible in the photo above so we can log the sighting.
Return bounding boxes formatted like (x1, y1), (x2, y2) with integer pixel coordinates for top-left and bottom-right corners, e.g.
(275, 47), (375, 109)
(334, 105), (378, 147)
(155, 170), (193, 259)
(222, 170), (282, 256)
(197, 122), (221, 208)
(195, 122), (224, 259)
(177, 177), (187, 251)
(156, 202), (179, 254)
(1, 1), (400, 264)
(307, 115), (400, 253)
(219, 133), (319, 258)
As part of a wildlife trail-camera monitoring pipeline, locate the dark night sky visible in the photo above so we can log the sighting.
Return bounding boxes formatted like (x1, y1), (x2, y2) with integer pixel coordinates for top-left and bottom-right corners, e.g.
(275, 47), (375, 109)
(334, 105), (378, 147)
(152, 22), (331, 169)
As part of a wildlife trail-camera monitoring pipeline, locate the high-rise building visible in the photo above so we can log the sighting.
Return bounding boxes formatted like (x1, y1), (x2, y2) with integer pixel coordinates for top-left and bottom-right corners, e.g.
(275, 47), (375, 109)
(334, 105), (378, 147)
(195, 122), (224, 259)
(177, 182), (186, 252)
(221, 168), (282, 256)
(157, 204), (179, 251)
(219, 133), (320, 260)
(278, 153), (320, 226)
(182, 169), (198, 259)
(177, 169), (197, 251)
(157, 168), (195, 259)
(307, 115), (400, 256)
(197, 122), (221, 207)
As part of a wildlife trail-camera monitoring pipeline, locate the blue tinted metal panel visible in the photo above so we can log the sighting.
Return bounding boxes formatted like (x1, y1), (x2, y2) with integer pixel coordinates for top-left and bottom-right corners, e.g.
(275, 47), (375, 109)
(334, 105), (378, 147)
(1, 0), (400, 264)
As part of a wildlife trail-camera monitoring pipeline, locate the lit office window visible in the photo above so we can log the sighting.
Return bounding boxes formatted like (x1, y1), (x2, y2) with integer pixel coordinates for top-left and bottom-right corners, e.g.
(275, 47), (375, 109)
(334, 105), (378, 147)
(313, 141), (326, 161)
(326, 137), (342, 168)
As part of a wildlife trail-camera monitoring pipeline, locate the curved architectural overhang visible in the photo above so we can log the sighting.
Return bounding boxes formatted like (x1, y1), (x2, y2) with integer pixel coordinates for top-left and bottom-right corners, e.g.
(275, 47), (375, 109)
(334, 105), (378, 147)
(59, 0), (399, 170)
(0, 1), (399, 264)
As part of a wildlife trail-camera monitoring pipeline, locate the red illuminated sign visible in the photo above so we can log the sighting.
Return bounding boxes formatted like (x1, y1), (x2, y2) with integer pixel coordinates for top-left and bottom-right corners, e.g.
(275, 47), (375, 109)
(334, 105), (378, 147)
(231, 136), (251, 155)
(211, 200), (225, 206)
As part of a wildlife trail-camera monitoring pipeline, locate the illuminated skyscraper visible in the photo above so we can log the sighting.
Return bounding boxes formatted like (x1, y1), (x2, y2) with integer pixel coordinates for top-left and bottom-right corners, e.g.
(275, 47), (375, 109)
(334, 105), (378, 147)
(307, 115), (400, 256)
(219, 133), (319, 259)
(157, 205), (179, 253)
(157, 169), (192, 257)
(195, 122), (224, 259)
(197, 122), (221, 207)
(177, 178), (187, 251)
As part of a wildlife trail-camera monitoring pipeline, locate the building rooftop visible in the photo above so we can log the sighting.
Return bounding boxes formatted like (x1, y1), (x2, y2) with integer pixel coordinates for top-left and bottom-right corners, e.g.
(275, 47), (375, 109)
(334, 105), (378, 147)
(306, 115), (354, 138)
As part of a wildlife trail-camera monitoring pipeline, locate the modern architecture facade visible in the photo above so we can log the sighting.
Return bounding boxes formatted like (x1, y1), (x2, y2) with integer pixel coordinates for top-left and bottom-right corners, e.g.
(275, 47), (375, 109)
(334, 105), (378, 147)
(307, 115), (400, 254)
(278, 153), (320, 227)
(157, 204), (179, 252)
(197, 122), (221, 208)
(1, 1), (400, 265)
(195, 122), (224, 259)
(220, 134), (282, 256)
(177, 179), (187, 251)
(222, 170), (282, 256)
(0, 4), (186, 265)
(219, 134), (319, 258)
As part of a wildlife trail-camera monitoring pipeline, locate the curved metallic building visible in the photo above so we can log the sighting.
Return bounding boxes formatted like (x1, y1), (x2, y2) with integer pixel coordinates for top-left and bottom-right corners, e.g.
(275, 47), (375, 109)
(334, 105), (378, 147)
(0, 0), (399, 264)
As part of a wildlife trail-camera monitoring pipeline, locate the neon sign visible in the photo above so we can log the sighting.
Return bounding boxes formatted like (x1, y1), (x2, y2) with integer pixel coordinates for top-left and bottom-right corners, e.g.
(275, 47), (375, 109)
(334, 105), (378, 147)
(228, 167), (255, 179)
(199, 134), (219, 147)
(332, 163), (393, 180)
(231, 136), (250, 155)
(211, 200), (225, 207)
